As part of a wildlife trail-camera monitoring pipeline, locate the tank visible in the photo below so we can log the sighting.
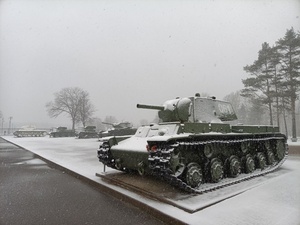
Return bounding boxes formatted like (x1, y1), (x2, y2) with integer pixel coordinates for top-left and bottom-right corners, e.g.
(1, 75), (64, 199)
(97, 94), (288, 193)
(78, 126), (99, 139)
(13, 126), (48, 137)
(99, 122), (137, 137)
(49, 127), (77, 137)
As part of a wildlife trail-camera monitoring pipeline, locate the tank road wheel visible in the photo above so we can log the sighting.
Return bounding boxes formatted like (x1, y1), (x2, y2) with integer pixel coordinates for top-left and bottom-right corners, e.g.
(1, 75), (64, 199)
(276, 140), (286, 160)
(256, 152), (266, 169)
(245, 154), (255, 173)
(185, 163), (203, 188)
(266, 150), (275, 165)
(210, 158), (224, 183)
(228, 155), (241, 177)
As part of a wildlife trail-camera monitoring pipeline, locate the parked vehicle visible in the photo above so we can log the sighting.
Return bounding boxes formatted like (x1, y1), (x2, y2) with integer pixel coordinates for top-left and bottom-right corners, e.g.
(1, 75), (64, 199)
(99, 122), (136, 137)
(78, 126), (99, 139)
(49, 127), (76, 137)
(14, 126), (48, 137)
(97, 93), (288, 192)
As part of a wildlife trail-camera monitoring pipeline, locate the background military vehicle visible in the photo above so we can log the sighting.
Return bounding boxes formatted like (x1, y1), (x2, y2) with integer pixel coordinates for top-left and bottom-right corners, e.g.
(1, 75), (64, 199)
(99, 122), (137, 138)
(49, 127), (76, 137)
(13, 126), (48, 137)
(97, 93), (288, 193)
(78, 126), (99, 139)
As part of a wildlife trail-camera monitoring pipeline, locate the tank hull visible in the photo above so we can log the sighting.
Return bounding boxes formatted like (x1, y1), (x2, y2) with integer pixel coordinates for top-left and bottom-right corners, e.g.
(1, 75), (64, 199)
(77, 126), (99, 139)
(13, 130), (48, 137)
(49, 131), (77, 137)
(98, 123), (287, 192)
(99, 128), (137, 138)
(78, 131), (99, 139)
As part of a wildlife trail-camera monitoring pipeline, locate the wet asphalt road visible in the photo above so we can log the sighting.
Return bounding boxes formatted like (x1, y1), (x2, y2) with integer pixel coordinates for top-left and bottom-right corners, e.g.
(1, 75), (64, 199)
(0, 138), (166, 225)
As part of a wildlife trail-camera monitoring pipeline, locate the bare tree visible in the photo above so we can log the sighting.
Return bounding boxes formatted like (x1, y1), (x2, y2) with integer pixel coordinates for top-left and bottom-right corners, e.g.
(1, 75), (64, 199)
(46, 87), (95, 129)
(77, 90), (95, 127)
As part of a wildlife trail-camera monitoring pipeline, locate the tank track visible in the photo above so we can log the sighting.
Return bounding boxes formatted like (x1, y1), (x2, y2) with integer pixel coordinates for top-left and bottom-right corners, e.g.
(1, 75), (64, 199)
(98, 141), (116, 169)
(148, 136), (288, 194)
(98, 136), (288, 194)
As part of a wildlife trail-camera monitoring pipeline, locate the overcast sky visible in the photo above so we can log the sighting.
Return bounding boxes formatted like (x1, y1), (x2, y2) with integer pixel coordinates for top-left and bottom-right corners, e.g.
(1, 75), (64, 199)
(0, 0), (300, 128)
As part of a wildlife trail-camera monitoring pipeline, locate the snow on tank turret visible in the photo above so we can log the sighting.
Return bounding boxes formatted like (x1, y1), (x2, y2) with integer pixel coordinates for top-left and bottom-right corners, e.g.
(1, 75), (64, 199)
(97, 93), (288, 193)
(99, 122), (137, 137)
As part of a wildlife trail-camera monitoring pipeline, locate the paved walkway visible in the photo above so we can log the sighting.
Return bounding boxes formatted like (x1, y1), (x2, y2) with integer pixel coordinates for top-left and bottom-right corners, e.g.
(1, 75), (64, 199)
(2, 136), (300, 225)
(0, 137), (166, 225)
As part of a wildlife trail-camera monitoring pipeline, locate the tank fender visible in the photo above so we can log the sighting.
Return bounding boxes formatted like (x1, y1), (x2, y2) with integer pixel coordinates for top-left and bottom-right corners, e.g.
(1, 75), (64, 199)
(99, 135), (132, 146)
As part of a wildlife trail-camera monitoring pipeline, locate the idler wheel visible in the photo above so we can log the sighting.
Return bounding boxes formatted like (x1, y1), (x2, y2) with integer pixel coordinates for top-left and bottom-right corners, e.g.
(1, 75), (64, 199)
(256, 152), (266, 169)
(276, 140), (285, 160)
(228, 155), (241, 177)
(266, 150), (275, 165)
(137, 162), (145, 176)
(171, 151), (185, 177)
(245, 154), (255, 173)
(174, 163), (185, 178)
(115, 159), (123, 170)
(185, 163), (203, 188)
(210, 158), (224, 183)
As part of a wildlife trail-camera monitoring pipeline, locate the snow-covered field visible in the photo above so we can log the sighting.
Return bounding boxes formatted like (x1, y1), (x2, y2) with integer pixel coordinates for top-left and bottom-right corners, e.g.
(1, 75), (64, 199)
(2, 136), (300, 225)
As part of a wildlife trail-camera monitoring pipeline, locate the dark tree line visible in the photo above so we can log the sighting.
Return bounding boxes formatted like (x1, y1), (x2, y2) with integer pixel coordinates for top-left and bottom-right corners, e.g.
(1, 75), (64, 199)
(241, 27), (300, 141)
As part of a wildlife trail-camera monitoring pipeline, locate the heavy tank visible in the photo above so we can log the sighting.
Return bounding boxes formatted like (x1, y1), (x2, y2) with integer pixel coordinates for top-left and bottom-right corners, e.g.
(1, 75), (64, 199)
(49, 127), (77, 137)
(78, 126), (99, 139)
(99, 122), (137, 137)
(97, 94), (288, 193)
(13, 126), (48, 137)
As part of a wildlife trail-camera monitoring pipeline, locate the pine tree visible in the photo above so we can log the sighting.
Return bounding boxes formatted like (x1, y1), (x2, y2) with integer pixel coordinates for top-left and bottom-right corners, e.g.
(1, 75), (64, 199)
(242, 42), (279, 125)
(276, 27), (300, 141)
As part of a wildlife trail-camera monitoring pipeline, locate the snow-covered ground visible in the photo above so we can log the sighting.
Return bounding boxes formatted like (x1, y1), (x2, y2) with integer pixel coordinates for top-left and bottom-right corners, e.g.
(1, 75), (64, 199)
(287, 138), (300, 146)
(2, 136), (300, 225)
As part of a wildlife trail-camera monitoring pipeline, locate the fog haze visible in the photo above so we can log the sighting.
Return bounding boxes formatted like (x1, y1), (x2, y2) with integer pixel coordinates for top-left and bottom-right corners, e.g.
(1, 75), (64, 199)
(1, 0), (299, 128)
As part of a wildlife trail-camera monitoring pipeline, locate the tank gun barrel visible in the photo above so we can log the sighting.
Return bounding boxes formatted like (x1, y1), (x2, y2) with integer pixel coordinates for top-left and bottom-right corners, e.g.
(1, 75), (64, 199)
(136, 104), (164, 111)
(102, 122), (114, 125)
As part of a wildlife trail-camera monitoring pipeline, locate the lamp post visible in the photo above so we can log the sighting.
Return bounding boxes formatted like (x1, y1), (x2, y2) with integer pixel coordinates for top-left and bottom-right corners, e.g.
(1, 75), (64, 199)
(8, 116), (13, 135)
(1, 118), (3, 135)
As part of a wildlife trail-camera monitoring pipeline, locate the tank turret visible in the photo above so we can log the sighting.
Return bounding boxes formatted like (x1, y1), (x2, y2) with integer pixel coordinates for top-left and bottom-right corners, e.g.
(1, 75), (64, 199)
(137, 95), (237, 123)
(103, 121), (134, 129)
(99, 121), (136, 137)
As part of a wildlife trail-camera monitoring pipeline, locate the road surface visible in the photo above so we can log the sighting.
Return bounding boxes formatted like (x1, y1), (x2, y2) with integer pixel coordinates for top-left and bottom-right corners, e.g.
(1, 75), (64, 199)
(0, 137), (166, 225)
